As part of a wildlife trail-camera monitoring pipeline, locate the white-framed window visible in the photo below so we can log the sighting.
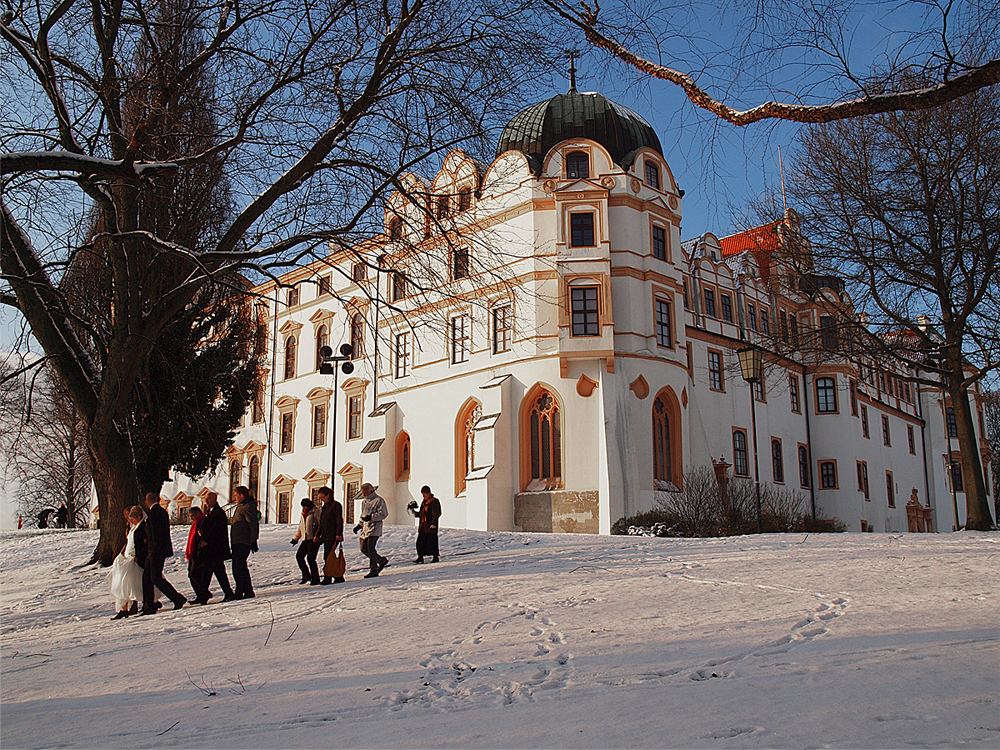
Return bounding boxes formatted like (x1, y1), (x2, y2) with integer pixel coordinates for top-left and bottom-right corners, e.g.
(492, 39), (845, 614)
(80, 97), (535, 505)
(570, 286), (600, 337)
(395, 332), (410, 378)
(492, 305), (512, 353)
(816, 377), (837, 413)
(451, 314), (470, 364)
(655, 297), (672, 348)
(708, 351), (724, 391)
(569, 212), (595, 247)
(644, 160), (660, 189)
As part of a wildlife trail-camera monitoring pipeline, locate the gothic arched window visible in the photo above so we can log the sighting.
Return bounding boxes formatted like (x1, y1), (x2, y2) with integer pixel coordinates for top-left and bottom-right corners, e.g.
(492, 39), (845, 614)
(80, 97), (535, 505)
(523, 388), (562, 491)
(456, 400), (481, 496)
(653, 396), (671, 484)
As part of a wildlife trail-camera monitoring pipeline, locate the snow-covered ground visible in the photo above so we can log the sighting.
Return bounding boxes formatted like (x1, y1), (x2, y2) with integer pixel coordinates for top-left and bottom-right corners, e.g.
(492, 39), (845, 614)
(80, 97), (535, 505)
(1, 525), (997, 749)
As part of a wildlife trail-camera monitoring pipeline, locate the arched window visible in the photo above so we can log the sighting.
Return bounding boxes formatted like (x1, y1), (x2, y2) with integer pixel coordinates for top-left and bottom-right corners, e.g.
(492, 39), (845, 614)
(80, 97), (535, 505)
(455, 400), (481, 496)
(388, 216), (402, 240)
(248, 456), (260, 502)
(315, 325), (328, 372)
(653, 396), (671, 484)
(771, 439), (784, 483)
(522, 387), (562, 491)
(396, 431), (411, 481)
(350, 313), (364, 359)
(284, 335), (297, 380)
(566, 151), (589, 179)
(229, 460), (241, 502)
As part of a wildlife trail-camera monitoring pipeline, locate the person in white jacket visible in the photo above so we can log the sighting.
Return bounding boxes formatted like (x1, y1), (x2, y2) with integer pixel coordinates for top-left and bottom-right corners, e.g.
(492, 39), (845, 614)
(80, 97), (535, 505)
(291, 498), (321, 584)
(358, 483), (388, 578)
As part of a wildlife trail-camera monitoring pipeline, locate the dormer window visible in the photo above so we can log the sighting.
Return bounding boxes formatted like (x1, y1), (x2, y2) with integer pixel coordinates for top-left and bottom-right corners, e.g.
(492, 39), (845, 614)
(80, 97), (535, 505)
(437, 194), (451, 219)
(566, 151), (589, 179)
(388, 217), (402, 241)
(644, 160), (660, 189)
(458, 188), (472, 212)
(352, 262), (366, 283)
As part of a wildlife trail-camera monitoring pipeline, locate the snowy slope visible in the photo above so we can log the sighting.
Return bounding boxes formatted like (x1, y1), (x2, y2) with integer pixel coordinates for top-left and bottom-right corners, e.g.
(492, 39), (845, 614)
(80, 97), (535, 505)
(1, 526), (997, 749)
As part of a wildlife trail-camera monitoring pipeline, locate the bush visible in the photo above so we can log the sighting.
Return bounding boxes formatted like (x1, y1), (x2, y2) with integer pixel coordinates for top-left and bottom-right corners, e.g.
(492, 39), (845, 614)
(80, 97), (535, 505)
(612, 466), (846, 537)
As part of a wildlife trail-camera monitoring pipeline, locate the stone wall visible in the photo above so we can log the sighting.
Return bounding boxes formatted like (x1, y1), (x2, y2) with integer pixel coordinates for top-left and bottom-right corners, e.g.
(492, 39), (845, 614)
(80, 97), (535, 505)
(514, 490), (600, 534)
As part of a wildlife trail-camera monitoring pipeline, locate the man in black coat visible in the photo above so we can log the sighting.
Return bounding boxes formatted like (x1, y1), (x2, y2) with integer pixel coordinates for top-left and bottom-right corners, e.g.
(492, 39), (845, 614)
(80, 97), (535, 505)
(200, 491), (236, 603)
(139, 493), (187, 615)
(317, 486), (344, 585)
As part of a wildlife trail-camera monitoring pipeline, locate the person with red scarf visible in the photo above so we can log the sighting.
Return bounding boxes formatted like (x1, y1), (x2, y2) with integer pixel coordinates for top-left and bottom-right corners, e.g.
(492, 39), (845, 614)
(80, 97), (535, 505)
(408, 485), (441, 564)
(186, 506), (209, 604)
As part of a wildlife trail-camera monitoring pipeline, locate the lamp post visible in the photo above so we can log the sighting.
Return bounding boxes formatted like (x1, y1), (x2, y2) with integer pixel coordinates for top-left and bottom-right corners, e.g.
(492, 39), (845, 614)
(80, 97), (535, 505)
(737, 346), (764, 534)
(320, 344), (355, 494)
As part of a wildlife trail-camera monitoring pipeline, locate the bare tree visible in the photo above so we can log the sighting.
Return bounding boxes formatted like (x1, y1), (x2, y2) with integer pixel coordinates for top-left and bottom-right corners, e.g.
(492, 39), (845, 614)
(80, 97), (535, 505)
(785, 79), (999, 530)
(983, 389), (1000, 524)
(0, 359), (92, 528)
(1, 0), (554, 563)
(544, 0), (1000, 124)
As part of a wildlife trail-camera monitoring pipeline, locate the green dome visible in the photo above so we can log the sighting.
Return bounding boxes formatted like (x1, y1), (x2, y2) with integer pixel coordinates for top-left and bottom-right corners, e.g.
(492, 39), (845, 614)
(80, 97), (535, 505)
(496, 91), (663, 174)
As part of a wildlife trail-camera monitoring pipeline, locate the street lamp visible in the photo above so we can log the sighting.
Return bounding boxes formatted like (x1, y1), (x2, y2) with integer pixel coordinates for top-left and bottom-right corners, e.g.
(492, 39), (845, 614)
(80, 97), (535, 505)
(320, 343), (355, 492)
(737, 346), (764, 534)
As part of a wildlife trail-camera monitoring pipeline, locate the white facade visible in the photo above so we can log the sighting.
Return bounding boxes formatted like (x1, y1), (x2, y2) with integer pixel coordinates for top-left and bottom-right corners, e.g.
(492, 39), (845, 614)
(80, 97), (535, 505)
(167, 94), (994, 534)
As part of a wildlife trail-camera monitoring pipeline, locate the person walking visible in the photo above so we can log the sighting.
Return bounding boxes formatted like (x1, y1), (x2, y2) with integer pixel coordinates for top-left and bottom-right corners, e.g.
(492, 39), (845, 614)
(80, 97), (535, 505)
(108, 505), (147, 619)
(358, 483), (388, 579)
(291, 498), (321, 585)
(185, 506), (210, 604)
(139, 493), (186, 614)
(408, 485), (442, 564)
(200, 492), (235, 603)
(55, 503), (68, 528)
(230, 486), (259, 599)
(317, 486), (344, 585)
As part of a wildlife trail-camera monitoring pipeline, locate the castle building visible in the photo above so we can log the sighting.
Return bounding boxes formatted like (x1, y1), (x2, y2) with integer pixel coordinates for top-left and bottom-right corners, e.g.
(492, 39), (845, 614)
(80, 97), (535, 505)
(167, 88), (993, 534)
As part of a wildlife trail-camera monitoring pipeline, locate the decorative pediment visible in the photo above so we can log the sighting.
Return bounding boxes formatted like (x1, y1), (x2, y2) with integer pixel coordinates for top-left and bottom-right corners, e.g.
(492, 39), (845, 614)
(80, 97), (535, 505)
(196, 487), (215, 500)
(303, 468), (332, 484)
(271, 474), (297, 487)
(275, 395), (300, 410)
(278, 319), (303, 334)
(224, 444), (242, 459)
(306, 387), (333, 402)
(556, 178), (604, 193)
(172, 492), (193, 505)
(310, 308), (335, 325)
(343, 296), (370, 315)
(242, 439), (266, 455)
(337, 462), (362, 476)
(340, 377), (369, 394)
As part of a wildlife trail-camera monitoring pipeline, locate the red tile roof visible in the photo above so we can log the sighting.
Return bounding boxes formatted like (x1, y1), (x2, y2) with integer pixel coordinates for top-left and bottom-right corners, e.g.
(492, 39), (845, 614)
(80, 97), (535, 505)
(718, 221), (782, 257)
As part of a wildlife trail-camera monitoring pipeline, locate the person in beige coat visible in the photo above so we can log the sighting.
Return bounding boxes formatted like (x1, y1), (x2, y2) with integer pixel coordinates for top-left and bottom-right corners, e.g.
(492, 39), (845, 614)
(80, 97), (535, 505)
(358, 483), (388, 578)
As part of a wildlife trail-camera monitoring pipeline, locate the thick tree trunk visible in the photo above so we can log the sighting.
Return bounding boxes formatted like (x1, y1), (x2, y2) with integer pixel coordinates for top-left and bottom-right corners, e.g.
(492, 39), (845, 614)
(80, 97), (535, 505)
(948, 376), (995, 531)
(88, 420), (141, 565)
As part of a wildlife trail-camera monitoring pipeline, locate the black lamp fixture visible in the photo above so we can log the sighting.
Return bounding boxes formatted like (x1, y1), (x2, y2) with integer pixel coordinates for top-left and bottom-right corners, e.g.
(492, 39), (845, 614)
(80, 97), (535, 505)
(320, 343), (355, 489)
(737, 345), (764, 533)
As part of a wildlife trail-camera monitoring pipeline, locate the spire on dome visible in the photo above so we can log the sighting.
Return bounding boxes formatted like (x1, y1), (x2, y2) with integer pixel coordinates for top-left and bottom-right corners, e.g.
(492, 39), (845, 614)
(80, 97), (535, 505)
(568, 51), (578, 94)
